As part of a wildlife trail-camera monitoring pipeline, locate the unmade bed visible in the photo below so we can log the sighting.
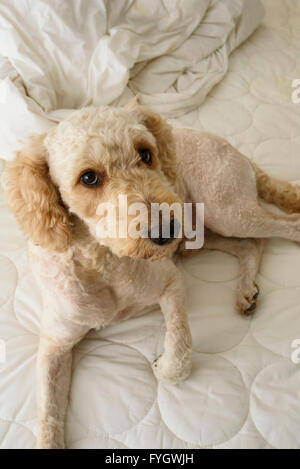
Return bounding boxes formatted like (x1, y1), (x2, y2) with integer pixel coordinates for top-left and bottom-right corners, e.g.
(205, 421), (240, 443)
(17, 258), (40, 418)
(0, 0), (300, 449)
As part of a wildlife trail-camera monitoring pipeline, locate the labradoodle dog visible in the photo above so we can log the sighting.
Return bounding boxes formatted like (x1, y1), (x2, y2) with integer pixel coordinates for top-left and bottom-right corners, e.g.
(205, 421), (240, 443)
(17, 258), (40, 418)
(3, 101), (300, 448)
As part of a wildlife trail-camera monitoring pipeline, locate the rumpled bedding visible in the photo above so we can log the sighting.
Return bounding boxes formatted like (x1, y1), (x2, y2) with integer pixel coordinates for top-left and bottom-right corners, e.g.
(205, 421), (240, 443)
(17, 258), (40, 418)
(0, 0), (264, 159)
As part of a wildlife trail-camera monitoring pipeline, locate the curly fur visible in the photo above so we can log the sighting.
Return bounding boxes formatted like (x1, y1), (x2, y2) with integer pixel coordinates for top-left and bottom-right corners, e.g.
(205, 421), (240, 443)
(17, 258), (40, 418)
(3, 103), (300, 449)
(254, 163), (300, 213)
(3, 134), (72, 252)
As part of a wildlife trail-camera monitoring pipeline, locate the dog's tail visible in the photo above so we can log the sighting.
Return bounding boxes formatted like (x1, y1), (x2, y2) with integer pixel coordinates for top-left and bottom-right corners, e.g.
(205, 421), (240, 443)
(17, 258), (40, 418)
(253, 163), (300, 214)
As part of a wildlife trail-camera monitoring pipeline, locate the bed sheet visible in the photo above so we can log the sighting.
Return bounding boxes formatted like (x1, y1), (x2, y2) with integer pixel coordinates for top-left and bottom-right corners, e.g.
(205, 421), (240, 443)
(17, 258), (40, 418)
(0, 0), (300, 449)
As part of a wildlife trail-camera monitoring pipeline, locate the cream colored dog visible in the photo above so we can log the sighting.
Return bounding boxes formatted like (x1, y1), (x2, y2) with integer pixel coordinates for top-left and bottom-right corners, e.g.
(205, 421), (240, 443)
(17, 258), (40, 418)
(3, 102), (300, 449)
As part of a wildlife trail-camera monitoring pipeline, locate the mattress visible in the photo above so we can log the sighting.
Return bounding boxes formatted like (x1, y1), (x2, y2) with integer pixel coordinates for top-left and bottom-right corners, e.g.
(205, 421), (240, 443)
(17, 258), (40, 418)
(0, 0), (300, 449)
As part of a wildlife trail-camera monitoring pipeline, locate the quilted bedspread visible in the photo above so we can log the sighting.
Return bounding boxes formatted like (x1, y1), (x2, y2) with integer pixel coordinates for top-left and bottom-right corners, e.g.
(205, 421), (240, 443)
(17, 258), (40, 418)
(1, 0), (300, 449)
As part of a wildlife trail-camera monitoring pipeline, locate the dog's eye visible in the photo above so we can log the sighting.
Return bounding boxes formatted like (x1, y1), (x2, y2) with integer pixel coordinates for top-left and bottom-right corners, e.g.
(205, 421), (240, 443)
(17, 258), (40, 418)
(80, 171), (101, 186)
(139, 149), (152, 165)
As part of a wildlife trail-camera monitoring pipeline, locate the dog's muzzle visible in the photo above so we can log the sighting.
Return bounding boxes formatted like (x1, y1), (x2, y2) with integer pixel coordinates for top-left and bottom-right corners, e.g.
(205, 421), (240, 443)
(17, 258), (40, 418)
(148, 218), (180, 246)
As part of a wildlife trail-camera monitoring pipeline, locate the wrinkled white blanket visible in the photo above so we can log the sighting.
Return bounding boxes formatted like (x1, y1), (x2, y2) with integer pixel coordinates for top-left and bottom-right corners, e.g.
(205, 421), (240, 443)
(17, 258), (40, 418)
(0, 0), (264, 159)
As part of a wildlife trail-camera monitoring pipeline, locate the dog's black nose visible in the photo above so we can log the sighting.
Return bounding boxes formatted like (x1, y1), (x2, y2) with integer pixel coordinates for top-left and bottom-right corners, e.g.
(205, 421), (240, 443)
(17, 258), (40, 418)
(148, 218), (179, 245)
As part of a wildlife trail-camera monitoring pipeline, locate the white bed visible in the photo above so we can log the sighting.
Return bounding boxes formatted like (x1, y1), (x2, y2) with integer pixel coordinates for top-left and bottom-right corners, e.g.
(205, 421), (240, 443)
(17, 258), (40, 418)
(0, 0), (300, 449)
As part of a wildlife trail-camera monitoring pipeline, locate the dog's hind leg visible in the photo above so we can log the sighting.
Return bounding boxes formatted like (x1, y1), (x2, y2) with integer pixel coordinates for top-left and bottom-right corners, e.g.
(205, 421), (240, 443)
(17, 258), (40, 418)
(213, 197), (300, 243)
(203, 231), (264, 316)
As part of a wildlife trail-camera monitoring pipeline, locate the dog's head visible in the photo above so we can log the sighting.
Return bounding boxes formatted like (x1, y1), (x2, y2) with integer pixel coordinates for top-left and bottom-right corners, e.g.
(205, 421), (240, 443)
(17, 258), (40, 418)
(3, 104), (183, 260)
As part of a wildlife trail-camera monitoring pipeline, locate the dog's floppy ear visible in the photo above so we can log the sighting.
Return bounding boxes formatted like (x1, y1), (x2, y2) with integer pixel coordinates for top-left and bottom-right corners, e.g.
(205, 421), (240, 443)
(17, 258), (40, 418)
(2, 134), (71, 252)
(125, 101), (177, 186)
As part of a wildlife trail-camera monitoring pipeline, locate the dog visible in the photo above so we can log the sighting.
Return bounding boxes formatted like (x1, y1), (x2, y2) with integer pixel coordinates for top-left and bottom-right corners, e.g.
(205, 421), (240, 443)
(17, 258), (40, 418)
(3, 101), (300, 448)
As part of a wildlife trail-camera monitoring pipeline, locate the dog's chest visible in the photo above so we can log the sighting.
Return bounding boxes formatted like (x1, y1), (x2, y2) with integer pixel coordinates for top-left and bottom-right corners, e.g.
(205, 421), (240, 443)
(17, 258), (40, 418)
(75, 256), (163, 310)
(30, 244), (171, 327)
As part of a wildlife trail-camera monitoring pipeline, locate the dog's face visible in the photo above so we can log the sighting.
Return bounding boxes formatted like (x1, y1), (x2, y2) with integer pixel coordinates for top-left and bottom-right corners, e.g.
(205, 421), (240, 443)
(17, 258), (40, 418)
(3, 104), (183, 260)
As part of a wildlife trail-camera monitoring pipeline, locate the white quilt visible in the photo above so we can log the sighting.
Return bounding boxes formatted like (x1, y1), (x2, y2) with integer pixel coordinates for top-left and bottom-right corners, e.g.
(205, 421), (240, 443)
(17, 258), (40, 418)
(1, 0), (300, 449)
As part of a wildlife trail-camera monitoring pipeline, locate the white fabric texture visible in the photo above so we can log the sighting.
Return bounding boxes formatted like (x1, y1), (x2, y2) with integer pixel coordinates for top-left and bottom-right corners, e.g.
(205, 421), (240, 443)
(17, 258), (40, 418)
(0, 0), (263, 159)
(1, 0), (300, 450)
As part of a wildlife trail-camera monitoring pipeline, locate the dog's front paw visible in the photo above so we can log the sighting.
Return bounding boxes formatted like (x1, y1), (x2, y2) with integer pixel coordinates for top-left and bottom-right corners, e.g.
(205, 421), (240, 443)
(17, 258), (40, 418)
(152, 352), (192, 384)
